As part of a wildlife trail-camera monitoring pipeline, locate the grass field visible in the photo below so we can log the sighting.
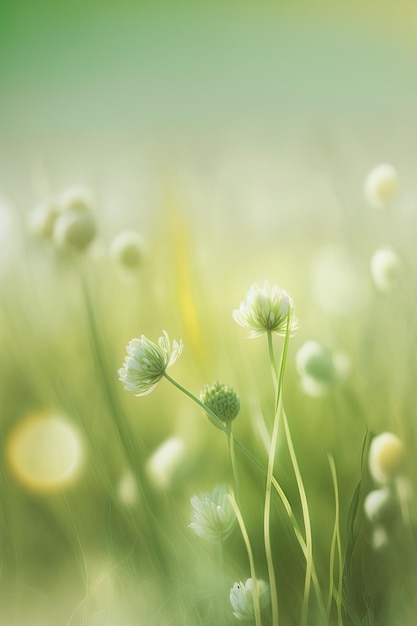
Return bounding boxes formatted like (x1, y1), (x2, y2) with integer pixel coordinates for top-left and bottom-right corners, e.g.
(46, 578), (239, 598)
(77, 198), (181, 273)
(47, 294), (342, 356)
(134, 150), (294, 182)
(1, 3), (417, 625)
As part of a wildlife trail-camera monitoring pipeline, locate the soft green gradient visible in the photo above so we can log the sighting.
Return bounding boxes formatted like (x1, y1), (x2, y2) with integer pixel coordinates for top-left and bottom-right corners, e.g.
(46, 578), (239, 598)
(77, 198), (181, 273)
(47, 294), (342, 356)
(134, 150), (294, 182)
(1, 4), (417, 625)
(1, 1), (417, 140)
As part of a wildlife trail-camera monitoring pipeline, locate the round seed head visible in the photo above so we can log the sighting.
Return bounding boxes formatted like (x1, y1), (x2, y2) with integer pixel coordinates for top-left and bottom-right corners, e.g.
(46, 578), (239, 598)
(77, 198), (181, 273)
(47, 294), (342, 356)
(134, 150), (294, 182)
(200, 381), (240, 427)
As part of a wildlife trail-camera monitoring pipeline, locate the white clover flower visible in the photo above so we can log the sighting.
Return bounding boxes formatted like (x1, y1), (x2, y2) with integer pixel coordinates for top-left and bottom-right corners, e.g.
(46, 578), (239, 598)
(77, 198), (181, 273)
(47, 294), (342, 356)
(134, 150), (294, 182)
(230, 578), (270, 620)
(233, 281), (297, 337)
(368, 432), (405, 485)
(189, 485), (236, 543)
(370, 247), (402, 293)
(118, 331), (183, 396)
(364, 164), (399, 209)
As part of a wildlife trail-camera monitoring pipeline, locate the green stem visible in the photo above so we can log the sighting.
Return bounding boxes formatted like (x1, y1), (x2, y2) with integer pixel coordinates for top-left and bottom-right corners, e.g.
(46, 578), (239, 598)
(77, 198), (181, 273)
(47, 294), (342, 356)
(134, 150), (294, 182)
(79, 258), (168, 577)
(282, 408), (313, 626)
(162, 369), (322, 609)
(264, 323), (291, 626)
(327, 454), (343, 626)
(228, 424), (240, 495)
(267, 330), (279, 411)
(267, 319), (326, 626)
(163, 372), (267, 475)
(229, 491), (262, 626)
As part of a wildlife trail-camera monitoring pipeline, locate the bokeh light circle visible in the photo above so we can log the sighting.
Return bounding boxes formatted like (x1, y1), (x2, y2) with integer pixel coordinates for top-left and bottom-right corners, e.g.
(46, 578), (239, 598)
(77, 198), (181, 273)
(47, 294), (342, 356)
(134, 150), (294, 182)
(6, 411), (85, 492)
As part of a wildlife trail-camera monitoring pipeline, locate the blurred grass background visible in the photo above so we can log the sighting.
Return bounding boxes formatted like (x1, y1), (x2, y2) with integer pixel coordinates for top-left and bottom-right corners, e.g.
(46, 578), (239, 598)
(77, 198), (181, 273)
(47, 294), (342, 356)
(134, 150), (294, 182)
(1, 1), (417, 625)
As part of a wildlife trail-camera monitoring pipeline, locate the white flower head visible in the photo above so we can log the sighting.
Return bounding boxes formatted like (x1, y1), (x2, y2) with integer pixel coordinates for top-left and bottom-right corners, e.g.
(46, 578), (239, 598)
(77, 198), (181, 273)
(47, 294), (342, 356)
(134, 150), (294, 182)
(233, 281), (297, 337)
(368, 432), (405, 485)
(230, 578), (270, 620)
(364, 163), (399, 209)
(189, 485), (236, 543)
(370, 247), (402, 293)
(118, 331), (183, 396)
(364, 487), (395, 524)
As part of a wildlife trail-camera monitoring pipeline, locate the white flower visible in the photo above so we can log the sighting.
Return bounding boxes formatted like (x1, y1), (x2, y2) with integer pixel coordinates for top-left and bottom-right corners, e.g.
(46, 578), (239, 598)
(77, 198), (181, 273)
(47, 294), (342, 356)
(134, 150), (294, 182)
(110, 230), (147, 269)
(189, 485), (236, 543)
(364, 164), (399, 209)
(230, 578), (270, 620)
(118, 331), (183, 396)
(364, 487), (395, 524)
(370, 247), (402, 293)
(368, 432), (405, 485)
(233, 281), (297, 337)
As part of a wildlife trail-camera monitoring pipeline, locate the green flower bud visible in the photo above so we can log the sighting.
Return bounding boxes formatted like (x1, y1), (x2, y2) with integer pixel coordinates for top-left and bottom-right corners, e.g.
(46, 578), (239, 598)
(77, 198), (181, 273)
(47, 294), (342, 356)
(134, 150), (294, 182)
(200, 381), (240, 427)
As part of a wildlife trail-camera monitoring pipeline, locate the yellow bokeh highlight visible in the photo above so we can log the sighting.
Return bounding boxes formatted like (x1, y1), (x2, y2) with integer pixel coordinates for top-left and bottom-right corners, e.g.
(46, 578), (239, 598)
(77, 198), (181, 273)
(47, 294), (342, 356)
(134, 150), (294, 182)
(6, 411), (85, 493)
